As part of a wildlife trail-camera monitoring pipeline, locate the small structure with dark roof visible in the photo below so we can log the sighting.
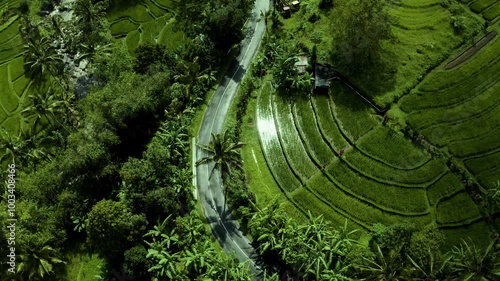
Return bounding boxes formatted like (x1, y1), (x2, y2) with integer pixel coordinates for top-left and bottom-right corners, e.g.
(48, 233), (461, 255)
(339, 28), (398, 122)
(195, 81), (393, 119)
(314, 64), (332, 93)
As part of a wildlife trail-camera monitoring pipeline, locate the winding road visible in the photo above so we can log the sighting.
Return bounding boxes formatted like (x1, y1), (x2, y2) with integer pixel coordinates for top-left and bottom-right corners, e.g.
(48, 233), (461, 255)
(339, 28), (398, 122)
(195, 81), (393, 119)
(195, 0), (269, 278)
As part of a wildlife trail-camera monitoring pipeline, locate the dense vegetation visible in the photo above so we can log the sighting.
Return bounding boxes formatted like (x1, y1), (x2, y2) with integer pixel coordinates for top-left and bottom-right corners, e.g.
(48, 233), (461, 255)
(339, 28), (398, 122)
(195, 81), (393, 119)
(0, 0), (257, 280)
(0, 0), (499, 280)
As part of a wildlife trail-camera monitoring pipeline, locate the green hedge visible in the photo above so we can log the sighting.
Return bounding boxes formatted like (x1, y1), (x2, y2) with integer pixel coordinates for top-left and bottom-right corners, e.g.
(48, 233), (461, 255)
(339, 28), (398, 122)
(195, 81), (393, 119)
(257, 84), (301, 192)
(470, 0), (498, 12)
(483, 1), (500, 20)
(427, 172), (464, 206)
(357, 126), (430, 169)
(436, 192), (481, 224)
(464, 150), (500, 175)
(330, 81), (379, 142)
(273, 94), (319, 182)
(343, 149), (446, 185)
(293, 98), (335, 165)
(311, 95), (349, 150)
(326, 160), (429, 213)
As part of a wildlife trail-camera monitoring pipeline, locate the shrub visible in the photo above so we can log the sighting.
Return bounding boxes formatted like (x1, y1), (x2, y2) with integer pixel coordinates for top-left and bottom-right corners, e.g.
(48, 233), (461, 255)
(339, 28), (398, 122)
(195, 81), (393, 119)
(319, 0), (334, 10)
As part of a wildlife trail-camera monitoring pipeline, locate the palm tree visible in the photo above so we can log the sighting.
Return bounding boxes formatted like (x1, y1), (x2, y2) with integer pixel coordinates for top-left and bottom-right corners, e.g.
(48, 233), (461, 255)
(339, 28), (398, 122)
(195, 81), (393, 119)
(196, 130), (244, 181)
(0, 129), (26, 165)
(196, 130), (244, 214)
(24, 36), (63, 81)
(17, 245), (65, 281)
(73, 0), (107, 36)
(21, 86), (68, 134)
(450, 239), (500, 280)
(175, 57), (216, 101)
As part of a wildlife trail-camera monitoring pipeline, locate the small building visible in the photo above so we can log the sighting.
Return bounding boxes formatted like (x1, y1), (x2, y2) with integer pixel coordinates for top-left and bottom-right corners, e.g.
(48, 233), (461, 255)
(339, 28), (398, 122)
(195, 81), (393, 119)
(314, 64), (332, 93)
(294, 56), (309, 74)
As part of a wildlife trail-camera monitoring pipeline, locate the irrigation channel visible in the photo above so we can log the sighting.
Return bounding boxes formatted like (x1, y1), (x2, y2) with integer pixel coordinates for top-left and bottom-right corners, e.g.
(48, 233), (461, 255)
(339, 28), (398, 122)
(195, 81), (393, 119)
(195, 0), (270, 279)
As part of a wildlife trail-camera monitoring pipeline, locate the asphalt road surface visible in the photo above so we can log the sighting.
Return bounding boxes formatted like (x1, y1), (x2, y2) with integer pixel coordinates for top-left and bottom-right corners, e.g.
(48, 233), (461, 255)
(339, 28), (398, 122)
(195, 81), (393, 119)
(195, 0), (270, 278)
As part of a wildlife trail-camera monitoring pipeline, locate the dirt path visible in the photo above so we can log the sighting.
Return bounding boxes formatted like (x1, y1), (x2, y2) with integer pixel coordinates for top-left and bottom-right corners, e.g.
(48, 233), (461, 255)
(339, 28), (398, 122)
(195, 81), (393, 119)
(445, 31), (497, 70)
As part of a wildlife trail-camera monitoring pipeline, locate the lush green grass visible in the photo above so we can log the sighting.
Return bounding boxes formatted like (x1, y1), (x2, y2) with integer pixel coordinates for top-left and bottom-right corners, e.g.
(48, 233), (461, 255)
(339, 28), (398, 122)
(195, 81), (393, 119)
(62, 244), (106, 281)
(241, 95), (285, 207)
(256, 82), (301, 192)
(483, 1), (500, 20)
(356, 125), (430, 169)
(405, 80), (500, 131)
(293, 98), (336, 165)
(273, 94), (319, 182)
(448, 127), (500, 157)
(436, 192), (482, 224)
(311, 95), (349, 150)
(306, 172), (432, 228)
(292, 184), (366, 230)
(107, 0), (183, 53)
(139, 15), (171, 43)
(421, 104), (500, 147)
(464, 150), (500, 174)
(158, 19), (186, 50)
(476, 167), (500, 188)
(470, 0), (499, 13)
(329, 81), (379, 142)
(326, 159), (429, 214)
(427, 172), (465, 206)
(343, 149), (446, 185)
(441, 220), (491, 250)
(109, 18), (139, 37)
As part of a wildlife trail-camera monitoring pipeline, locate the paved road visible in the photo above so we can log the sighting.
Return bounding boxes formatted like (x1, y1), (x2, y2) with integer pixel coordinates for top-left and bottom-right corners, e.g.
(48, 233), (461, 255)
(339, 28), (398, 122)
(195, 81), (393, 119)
(195, 0), (269, 278)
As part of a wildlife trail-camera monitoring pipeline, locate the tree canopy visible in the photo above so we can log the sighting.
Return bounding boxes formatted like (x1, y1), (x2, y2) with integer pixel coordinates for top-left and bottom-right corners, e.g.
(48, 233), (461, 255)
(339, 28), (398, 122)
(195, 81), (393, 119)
(330, 0), (393, 75)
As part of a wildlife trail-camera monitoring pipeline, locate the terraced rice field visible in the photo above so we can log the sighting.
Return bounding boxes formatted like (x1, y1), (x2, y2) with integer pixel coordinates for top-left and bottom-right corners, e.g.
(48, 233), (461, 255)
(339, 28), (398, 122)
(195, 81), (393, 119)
(398, 25), (500, 194)
(107, 0), (185, 52)
(256, 77), (488, 247)
(0, 0), (32, 137)
(371, 0), (483, 105)
(470, 0), (500, 21)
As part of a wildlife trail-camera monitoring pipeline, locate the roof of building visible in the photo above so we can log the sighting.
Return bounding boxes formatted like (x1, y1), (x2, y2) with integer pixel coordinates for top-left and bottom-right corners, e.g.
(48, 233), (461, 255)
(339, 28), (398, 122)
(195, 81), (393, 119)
(315, 64), (331, 88)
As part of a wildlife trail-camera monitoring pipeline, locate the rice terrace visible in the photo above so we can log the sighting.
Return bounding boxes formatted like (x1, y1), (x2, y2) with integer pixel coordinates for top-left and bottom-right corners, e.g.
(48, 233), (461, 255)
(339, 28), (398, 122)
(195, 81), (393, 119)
(1, 0), (500, 279)
(248, 0), (500, 253)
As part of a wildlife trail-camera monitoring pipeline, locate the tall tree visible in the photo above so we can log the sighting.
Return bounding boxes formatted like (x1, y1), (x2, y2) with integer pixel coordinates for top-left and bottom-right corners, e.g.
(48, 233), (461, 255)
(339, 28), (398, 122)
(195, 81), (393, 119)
(196, 130), (244, 182)
(23, 36), (63, 81)
(329, 0), (393, 75)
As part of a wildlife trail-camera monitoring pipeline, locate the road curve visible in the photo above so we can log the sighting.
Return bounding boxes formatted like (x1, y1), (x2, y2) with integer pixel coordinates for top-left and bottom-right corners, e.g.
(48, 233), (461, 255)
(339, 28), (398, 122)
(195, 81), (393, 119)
(195, 0), (269, 278)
